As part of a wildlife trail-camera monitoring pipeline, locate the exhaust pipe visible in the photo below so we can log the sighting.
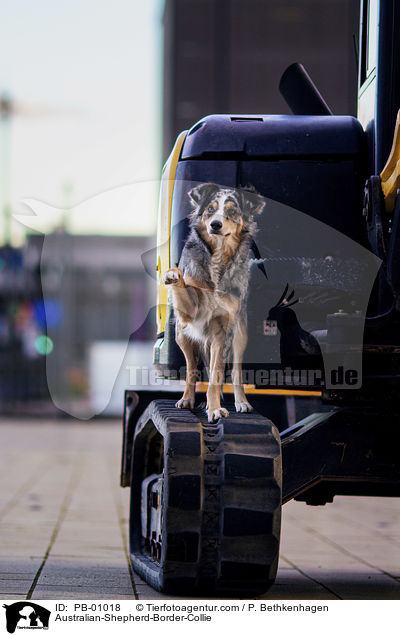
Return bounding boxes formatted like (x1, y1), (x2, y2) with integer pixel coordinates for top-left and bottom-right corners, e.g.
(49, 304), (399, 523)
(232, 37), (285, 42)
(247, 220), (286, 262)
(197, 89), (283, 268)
(279, 63), (333, 116)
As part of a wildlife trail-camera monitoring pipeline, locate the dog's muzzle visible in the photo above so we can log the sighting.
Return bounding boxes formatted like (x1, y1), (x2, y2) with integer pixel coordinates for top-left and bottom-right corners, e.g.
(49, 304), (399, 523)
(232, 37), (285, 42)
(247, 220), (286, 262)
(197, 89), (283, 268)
(210, 219), (223, 234)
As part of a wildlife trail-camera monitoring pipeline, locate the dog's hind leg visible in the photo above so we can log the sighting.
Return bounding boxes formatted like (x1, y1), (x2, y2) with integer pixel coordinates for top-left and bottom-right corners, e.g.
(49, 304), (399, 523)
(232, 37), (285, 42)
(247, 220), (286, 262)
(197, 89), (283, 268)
(175, 331), (200, 409)
(232, 316), (253, 413)
(206, 320), (229, 422)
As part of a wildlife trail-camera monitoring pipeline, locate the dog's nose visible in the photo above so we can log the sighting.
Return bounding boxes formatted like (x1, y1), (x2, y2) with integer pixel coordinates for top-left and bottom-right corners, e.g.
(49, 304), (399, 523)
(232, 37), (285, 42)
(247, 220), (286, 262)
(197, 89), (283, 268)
(210, 219), (222, 231)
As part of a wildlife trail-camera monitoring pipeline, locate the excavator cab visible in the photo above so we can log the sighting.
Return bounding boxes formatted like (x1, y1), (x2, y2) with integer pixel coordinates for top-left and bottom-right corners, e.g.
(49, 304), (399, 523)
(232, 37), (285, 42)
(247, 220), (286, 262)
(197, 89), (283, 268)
(120, 0), (400, 596)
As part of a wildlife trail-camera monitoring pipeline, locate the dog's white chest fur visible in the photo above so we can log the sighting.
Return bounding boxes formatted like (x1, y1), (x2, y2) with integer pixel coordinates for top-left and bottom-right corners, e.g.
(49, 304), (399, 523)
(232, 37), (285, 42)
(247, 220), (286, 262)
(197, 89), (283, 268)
(182, 322), (205, 343)
(181, 287), (234, 345)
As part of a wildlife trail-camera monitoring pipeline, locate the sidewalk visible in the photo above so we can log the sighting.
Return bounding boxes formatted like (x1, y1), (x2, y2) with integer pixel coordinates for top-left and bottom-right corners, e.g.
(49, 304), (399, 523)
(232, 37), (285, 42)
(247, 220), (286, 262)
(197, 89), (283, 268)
(0, 418), (399, 600)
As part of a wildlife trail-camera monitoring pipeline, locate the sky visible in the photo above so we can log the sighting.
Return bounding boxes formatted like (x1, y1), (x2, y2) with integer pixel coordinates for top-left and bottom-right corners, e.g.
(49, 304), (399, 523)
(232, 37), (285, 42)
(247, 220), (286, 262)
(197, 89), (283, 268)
(0, 0), (164, 242)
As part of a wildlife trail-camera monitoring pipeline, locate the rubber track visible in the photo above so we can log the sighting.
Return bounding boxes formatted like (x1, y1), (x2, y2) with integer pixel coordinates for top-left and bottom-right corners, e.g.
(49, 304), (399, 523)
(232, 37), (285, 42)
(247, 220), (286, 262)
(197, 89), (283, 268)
(129, 400), (282, 596)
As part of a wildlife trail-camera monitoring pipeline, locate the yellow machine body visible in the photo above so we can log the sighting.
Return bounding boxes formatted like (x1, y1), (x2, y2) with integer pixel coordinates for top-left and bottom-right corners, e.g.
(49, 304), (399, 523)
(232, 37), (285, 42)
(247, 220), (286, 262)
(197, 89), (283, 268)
(155, 131), (187, 335)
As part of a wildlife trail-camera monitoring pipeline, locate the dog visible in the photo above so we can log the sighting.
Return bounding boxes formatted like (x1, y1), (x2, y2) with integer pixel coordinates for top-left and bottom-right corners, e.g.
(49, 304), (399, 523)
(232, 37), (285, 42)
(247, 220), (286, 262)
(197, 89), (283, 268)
(162, 182), (265, 422)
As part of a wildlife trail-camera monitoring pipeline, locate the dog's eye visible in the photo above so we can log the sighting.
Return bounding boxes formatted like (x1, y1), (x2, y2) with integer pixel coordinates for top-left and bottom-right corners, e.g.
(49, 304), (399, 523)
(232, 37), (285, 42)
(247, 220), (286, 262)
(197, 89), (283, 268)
(207, 205), (215, 213)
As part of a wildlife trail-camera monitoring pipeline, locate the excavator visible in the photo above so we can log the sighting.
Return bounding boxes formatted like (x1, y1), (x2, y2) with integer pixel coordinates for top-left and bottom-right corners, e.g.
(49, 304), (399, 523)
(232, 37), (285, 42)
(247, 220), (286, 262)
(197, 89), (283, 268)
(120, 0), (400, 596)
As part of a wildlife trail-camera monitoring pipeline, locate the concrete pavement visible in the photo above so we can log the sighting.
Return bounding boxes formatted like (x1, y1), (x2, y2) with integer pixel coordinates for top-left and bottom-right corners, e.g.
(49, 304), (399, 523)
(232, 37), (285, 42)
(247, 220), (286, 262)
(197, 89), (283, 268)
(0, 418), (399, 600)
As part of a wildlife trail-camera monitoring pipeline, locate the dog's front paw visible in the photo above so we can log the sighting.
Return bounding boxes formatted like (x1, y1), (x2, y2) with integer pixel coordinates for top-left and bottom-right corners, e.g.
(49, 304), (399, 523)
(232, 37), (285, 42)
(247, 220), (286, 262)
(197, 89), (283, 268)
(163, 267), (184, 286)
(175, 397), (194, 409)
(207, 407), (229, 422)
(235, 400), (253, 413)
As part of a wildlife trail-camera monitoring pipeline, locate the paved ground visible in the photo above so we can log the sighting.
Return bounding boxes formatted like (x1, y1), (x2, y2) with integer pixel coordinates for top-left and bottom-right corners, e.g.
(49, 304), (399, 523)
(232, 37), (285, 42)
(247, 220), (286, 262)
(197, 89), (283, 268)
(0, 418), (399, 600)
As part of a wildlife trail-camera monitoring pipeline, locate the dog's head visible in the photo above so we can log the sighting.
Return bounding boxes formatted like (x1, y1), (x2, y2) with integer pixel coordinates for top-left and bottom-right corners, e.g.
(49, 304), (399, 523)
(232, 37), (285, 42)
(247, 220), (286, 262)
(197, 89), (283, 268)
(188, 183), (265, 242)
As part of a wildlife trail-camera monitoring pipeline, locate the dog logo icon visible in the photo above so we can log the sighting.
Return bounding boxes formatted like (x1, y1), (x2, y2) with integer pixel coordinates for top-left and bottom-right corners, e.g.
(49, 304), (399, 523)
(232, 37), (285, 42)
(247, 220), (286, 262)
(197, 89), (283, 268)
(3, 602), (51, 633)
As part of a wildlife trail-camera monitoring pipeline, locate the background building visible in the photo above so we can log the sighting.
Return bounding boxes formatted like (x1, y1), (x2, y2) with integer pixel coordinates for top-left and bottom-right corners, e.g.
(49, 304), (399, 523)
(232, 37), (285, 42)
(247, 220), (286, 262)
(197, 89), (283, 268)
(163, 0), (360, 159)
(0, 234), (153, 414)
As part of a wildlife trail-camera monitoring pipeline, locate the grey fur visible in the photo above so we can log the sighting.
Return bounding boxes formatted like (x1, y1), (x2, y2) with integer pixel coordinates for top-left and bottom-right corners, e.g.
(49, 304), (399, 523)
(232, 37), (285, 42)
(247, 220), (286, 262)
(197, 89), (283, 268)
(179, 183), (264, 358)
(164, 183), (265, 420)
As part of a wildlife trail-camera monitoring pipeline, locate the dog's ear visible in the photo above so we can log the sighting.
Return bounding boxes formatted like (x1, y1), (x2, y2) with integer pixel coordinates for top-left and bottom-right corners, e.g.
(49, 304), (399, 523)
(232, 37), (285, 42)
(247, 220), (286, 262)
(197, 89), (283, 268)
(188, 182), (219, 207)
(239, 187), (266, 216)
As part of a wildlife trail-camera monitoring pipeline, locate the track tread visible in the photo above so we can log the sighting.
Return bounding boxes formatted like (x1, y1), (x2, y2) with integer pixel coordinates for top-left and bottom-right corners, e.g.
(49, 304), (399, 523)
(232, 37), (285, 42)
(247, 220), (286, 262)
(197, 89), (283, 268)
(129, 399), (282, 596)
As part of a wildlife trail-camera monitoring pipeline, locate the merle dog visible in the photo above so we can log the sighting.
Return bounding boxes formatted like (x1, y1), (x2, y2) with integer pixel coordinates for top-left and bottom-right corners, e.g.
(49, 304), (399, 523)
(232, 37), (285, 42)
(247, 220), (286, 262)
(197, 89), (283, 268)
(163, 182), (265, 422)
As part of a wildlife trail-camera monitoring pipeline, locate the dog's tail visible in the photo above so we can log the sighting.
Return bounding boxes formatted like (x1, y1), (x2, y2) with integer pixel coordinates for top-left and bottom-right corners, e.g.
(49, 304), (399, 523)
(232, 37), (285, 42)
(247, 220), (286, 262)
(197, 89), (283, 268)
(200, 344), (210, 381)
(223, 330), (234, 362)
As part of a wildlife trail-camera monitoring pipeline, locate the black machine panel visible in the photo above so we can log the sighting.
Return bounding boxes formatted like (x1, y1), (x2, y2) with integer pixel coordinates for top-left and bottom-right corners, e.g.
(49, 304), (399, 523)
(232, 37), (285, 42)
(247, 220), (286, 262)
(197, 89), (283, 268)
(159, 114), (380, 390)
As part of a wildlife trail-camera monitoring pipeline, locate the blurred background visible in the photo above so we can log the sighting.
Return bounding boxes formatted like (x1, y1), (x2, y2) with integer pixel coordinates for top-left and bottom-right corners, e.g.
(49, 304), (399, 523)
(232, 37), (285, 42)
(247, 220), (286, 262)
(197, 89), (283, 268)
(0, 0), (359, 417)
